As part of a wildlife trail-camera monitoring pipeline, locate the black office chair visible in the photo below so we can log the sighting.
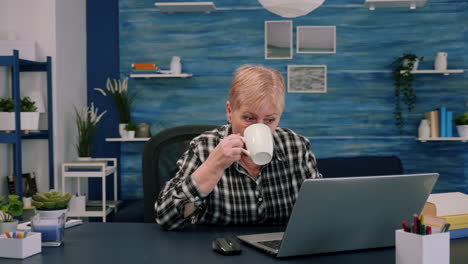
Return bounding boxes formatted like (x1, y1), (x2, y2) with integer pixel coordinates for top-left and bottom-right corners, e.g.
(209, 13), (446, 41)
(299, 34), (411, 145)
(317, 155), (403, 178)
(142, 124), (218, 223)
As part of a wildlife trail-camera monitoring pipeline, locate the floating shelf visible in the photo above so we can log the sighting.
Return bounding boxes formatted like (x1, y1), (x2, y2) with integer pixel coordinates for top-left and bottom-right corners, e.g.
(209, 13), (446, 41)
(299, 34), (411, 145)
(106, 137), (150, 142)
(130, 73), (193, 78)
(417, 137), (468, 143)
(400, 69), (464, 75)
(364, 0), (427, 10)
(154, 2), (216, 13)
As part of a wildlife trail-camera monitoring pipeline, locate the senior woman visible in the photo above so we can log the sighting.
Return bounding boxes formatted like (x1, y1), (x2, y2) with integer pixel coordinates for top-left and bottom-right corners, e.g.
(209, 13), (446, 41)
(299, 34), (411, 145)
(155, 65), (321, 230)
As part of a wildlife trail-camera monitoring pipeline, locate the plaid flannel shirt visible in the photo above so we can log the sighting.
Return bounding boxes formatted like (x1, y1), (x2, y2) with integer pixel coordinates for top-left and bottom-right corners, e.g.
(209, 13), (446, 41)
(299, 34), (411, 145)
(155, 124), (321, 230)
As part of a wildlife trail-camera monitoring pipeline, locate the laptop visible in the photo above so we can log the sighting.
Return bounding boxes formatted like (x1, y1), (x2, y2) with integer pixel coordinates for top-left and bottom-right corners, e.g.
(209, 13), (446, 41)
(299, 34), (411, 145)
(237, 173), (439, 258)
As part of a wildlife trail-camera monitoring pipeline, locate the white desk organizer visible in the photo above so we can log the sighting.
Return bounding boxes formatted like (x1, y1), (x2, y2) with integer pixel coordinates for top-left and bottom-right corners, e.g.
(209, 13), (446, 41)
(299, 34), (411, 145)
(395, 229), (449, 264)
(0, 232), (42, 259)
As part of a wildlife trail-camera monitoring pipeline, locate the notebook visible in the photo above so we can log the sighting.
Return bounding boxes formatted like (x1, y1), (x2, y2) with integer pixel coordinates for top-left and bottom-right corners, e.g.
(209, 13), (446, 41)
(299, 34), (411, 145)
(237, 173), (439, 258)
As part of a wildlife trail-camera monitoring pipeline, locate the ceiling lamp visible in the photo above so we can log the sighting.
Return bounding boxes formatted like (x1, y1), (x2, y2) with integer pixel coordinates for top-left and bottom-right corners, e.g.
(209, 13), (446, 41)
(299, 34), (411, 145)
(258, 0), (325, 18)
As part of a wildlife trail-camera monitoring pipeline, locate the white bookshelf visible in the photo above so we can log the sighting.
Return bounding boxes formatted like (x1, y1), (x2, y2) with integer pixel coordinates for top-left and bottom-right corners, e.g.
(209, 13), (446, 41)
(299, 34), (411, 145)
(130, 73), (193, 78)
(400, 69), (464, 76)
(364, 0), (427, 10)
(417, 137), (468, 143)
(154, 2), (216, 13)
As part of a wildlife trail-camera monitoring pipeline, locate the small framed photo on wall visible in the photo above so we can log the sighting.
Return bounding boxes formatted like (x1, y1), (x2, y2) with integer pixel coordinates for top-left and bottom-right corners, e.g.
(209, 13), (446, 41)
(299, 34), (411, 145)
(265, 20), (293, 60)
(296, 26), (336, 54)
(288, 65), (327, 93)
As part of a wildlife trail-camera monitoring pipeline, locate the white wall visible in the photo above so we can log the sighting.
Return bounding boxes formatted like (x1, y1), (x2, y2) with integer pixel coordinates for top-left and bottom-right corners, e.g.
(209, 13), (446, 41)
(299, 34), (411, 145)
(0, 0), (87, 197)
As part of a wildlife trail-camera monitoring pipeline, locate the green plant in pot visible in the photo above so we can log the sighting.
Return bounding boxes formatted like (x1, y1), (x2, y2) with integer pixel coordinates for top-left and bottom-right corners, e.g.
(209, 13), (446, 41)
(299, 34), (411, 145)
(453, 112), (468, 138)
(391, 53), (424, 134)
(74, 103), (106, 158)
(94, 77), (136, 137)
(0, 194), (23, 232)
(32, 190), (71, 219)
(125, 122), (138, 139)
(0, 97), (39, 132)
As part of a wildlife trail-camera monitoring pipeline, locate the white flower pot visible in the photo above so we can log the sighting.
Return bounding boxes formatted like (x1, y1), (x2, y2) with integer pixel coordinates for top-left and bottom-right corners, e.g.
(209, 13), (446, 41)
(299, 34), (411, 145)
(456, 125), (468, 138)
(0, 112), (40, 132)
(119, 123), (127, 138)
(0, 220), (18, 233)
(126, 130), (135, 139)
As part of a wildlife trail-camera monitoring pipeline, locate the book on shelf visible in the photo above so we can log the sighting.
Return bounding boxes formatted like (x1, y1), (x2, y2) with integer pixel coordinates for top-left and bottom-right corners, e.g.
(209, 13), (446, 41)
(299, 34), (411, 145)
(131, 62), (157, 70)
(439, 107), (446, 137)
(425, 108), (454, 138)
(447, 111), (453, 137)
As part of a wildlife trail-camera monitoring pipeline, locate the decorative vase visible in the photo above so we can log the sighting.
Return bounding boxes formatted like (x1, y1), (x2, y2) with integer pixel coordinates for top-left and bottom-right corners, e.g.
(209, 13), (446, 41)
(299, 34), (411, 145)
(456, 125), (468, 138)
(434, 52), (448, 71)
(418, 119), (430, 138)
(119, 123), (127, 138)
(0, 220), (18, 233)
(136, 123), (151, 138)
(170, 56), (182, 75)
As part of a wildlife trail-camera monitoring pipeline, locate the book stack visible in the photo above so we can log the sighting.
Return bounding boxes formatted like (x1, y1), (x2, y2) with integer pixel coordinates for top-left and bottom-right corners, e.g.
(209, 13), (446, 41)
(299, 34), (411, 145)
(424, 107), (454, 138)
(131, 63), (158, 75)
(421, 192), (468, 239)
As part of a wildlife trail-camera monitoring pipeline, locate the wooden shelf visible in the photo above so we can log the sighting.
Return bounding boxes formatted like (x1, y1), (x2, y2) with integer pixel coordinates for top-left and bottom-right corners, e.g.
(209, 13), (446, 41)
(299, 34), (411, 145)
(417, 137), (468, 143)
(154, 2), (216, 13)
(130, 73), (193, 78)
(106, 137), (150, 142)
(364, 0), (427, 10)
(400, 69), (465, 75)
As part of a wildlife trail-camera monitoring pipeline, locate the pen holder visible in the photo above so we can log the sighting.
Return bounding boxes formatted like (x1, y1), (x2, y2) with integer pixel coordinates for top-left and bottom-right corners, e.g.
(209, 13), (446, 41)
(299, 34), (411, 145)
(0, 232), (42, 259)
(395, 229), (449, 264)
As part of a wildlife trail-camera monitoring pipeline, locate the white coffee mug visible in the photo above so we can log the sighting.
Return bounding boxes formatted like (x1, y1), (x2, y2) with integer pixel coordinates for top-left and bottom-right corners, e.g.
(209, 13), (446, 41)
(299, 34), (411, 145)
(241, 123), (273, 165)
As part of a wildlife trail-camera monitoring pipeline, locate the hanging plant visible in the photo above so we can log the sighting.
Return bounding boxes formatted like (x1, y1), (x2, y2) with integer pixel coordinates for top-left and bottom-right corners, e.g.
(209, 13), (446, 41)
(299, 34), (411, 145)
(391, 53), (423, 134)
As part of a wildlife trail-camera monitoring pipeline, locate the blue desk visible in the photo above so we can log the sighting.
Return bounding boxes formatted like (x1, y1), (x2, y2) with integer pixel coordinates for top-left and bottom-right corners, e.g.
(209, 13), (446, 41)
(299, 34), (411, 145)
(2, 223), (467, 263)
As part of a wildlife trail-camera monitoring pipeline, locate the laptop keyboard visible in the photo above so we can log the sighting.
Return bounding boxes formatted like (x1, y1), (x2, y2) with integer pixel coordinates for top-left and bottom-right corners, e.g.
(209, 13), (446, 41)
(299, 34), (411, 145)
(258, 240), (282, 250)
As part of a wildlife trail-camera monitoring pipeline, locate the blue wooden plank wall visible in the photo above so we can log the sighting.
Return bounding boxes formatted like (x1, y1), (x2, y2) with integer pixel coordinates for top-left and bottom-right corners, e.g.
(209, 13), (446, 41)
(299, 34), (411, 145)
(116, 0), (468, 199)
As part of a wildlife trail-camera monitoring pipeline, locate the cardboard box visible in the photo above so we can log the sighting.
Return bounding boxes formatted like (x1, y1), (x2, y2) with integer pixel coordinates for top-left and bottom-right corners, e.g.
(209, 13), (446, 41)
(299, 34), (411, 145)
(0, 232), (42, 259)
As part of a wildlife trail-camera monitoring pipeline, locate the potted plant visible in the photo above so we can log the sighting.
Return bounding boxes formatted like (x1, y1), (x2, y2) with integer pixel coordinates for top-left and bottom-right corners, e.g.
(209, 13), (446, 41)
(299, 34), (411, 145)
(74, 103), (106, 159)
(391, 53), (424, 134)
(0, 194), (23, 233)
(32, 190), (71, 219)
(453, 112), (468, 138)
(94, 77), (136, 137)
(125, 122), (138, 139)
(0, 97), (39, 133)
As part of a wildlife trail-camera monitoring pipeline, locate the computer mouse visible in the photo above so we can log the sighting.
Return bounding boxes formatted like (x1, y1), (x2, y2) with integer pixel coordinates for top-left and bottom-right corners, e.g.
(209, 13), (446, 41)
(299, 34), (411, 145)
(212, 236), (242, 255)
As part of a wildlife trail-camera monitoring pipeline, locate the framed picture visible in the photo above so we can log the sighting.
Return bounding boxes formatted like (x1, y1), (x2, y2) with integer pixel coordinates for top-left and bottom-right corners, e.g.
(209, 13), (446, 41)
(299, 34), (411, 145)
(265, 20), (293, 60)
(288, 65), (327, 93)
(296, 26), (336, 54)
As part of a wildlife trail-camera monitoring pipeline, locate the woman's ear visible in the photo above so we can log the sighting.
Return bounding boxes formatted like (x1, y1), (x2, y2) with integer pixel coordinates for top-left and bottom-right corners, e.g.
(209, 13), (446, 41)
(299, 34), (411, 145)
(226, 101), (232, 123)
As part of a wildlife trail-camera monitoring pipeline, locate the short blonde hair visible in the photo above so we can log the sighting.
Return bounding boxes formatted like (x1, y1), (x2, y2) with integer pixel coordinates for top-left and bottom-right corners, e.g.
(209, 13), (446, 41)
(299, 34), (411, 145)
(228, 65), (285, 113)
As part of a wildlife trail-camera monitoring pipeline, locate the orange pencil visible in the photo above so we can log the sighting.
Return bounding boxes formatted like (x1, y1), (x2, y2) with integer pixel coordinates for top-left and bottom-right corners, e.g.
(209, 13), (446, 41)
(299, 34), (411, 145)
(4, 231), (12, 238)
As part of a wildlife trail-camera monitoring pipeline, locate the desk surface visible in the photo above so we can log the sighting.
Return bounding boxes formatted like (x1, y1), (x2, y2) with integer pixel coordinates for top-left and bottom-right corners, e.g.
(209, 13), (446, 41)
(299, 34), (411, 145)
(3, 223), (468, 264)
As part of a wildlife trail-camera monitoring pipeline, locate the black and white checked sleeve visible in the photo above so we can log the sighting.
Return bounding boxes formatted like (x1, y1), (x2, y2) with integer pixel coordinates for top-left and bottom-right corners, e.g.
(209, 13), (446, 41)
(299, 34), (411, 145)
(154, 144), (207, 230)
